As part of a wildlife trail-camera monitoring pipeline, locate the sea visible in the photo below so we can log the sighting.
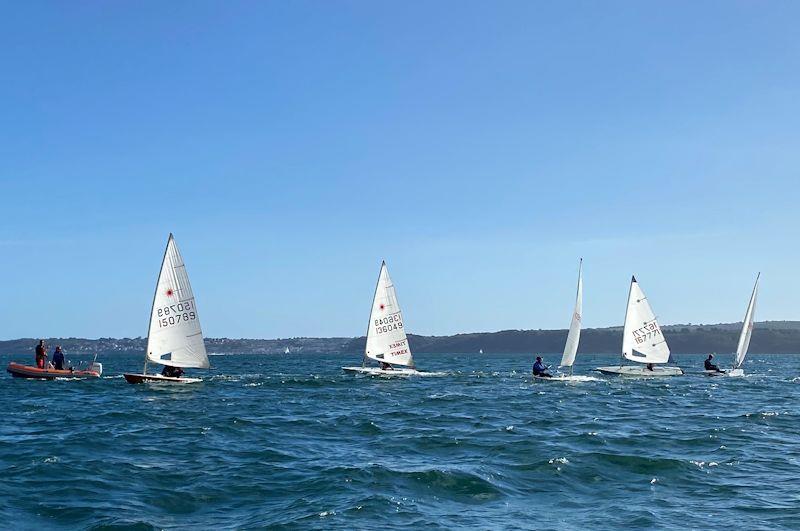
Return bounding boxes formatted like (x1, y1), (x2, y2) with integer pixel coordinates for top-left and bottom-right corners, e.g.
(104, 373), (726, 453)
(2, 351), (800, 530)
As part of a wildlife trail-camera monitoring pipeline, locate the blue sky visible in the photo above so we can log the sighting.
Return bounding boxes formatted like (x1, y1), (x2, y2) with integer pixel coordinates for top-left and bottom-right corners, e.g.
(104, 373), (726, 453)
(1, 1), (798, 339)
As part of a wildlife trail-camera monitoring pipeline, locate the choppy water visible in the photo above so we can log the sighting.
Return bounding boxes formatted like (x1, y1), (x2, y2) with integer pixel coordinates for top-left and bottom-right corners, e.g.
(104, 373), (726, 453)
(2, 352), (800, 530)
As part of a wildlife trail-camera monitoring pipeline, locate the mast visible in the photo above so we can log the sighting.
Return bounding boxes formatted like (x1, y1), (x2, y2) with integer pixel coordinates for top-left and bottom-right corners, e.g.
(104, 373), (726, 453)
(734, 272), (760, 370)
(143, 233), (174, 374)
(619, 275), (635, 367)
(363, 260), (386, 368)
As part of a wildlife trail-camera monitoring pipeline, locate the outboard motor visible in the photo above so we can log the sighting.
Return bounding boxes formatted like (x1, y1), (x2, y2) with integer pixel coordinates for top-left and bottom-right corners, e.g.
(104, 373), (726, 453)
(88, 355), (103, 376)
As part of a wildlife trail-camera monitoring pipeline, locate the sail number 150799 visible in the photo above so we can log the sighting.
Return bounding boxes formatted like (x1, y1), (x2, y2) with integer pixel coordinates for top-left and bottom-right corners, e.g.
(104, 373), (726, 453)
(156, 302), (196, 328)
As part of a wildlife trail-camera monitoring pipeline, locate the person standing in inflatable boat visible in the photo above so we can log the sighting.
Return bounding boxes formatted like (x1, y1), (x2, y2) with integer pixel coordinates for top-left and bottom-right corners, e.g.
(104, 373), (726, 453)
(52, 346), (65, 371)
(35, 340), (47, 369)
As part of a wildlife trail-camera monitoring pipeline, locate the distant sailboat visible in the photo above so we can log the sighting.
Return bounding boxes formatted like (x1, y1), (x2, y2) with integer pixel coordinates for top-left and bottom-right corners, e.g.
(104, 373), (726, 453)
(284, 346), (291, 354)
(726, 273), (759, 377)
(123, 234), (209, 384)
(479, 349), (484, 354)
(596, 276), (683, 377)
(343, 261), (423, 376)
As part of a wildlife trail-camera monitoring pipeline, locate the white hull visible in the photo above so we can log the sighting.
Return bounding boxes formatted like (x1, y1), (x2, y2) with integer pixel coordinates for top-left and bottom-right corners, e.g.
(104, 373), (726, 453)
(595, 365), (683, 377)
(342, 366), (441, 377)
(727, 368), (745, 377)
(124, 372), (203, 384)
(534, 374), (602, 383)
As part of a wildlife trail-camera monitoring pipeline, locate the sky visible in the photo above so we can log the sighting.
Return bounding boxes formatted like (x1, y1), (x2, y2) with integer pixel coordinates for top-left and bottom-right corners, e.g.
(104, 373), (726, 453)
(0, 1), (798, 339)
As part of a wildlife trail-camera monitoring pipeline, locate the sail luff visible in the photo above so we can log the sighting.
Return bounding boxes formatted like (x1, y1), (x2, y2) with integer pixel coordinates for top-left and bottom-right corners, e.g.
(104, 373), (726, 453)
(143, 234), (174, 369)
(363, 261), (385, 367)
(734, 273), (759, 369)
(559, 259), (583, 368)
(621, 276), (635, 361)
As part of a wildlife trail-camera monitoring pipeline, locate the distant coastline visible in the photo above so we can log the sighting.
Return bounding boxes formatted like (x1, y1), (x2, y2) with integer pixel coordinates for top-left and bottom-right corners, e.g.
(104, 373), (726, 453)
(2, 321), (798, 355)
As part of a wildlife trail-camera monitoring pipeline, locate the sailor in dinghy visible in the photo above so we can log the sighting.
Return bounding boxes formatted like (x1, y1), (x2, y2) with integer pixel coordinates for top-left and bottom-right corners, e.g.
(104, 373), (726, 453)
(342, 261), (427, 377)
(596, 276), (683, 377)
(532, 356), (553, 378)
(123, 234), (209, 384)
(703, 354), (725, 375)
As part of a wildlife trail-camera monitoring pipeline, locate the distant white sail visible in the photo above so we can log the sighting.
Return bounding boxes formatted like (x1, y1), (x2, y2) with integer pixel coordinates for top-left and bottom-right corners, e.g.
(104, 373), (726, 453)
(559, 259), (583, 368)
(734, 274), (759, 369)
(145, 234), (209, 369)
(622, 276), (670, 365)
(365, 261), (414, 367)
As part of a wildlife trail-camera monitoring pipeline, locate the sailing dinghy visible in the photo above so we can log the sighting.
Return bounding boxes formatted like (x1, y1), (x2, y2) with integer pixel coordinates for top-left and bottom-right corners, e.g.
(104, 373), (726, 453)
(711, 273), (759, 378)
(123, 234), (209, 384)
(537, 259), (596, 382)
(596, 276), (683, 377)
(342, 261), (425, 377)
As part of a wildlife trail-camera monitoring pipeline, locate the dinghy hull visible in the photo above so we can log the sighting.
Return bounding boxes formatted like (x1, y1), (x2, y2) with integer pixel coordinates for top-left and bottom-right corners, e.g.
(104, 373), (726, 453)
(534, 374), (601, 382)
(7, 362), (100, 380)
(595, 365), (683, 377)
(342, 366), (423, 377)
(123, 373), (202, 384)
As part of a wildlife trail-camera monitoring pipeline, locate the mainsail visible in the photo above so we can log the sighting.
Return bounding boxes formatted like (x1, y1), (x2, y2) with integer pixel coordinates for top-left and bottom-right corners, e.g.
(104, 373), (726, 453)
(622, 276), (670, 365)
(559, 259), (583, 368)
(364, 261), (414, 367)
(145, 234), (209, 369)
(734, 273), (759, 369)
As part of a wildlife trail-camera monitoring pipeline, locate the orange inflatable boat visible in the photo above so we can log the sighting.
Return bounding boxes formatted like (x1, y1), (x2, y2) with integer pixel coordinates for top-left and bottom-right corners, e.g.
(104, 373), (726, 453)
(6, 362), (102, 379)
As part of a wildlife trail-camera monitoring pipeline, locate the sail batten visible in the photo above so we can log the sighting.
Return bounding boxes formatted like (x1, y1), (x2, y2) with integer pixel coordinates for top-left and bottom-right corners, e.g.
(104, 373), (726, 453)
(622, 278), (670, 365)
(560, 259), (583, 368)
(364, 262), (414, 367)
(145, 235), (209, 369)
(734, 274), (759, 369)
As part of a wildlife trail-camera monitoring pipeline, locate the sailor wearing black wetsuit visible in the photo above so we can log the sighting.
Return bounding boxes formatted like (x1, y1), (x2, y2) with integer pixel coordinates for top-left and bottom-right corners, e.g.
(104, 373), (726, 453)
(161, 365), (185, 378)
(704, 354), (724, 373)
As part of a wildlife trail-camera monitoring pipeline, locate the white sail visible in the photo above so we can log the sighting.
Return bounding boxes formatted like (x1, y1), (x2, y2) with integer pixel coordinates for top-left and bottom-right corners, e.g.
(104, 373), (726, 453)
(145, 234), (209, 369)
(364, 261), (414, 367)
(622, 276), (670, 365)
(559, 259), (583, 368)
(734, 273), (759, 369)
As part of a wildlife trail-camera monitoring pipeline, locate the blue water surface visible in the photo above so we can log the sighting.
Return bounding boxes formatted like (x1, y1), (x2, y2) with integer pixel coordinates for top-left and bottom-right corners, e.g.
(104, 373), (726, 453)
(2, 352), (800, 530)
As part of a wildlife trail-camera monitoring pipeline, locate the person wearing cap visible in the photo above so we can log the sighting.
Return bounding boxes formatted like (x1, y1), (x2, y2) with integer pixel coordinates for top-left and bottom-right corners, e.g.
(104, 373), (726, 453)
(532, 356), (552, 378)
(704, 354), (724, 373)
